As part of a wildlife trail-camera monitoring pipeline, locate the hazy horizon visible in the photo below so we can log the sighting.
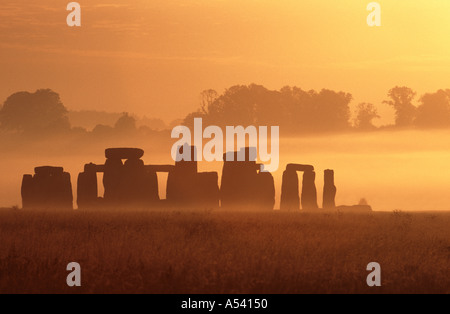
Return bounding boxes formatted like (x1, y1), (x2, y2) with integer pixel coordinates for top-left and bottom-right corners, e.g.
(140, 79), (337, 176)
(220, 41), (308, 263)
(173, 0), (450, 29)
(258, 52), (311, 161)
(2, 1), (450, 124)
(1, 129), (450, 212)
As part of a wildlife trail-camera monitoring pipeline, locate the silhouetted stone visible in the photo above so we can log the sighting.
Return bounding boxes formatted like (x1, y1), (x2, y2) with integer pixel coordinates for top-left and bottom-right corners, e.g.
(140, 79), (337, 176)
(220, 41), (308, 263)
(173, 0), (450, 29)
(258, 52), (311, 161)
(286, 164), (314, 173)
(223, 147), (257, 162)
(103, 158), (124, 203)
(196, 172), (220, 209)
(21, 174), (34, 209)
(174, 144), (198, 175)
(221, 148), (260, 209)
(257, 172), (275, 210)
(77, 163), (99, 209)
(301, 170), (318, 210)
(77, 167), (98, 209)
(166, 145), (220, 209)
(219, 147), (275, 210)
(143, 170), (160, 204)
(122, 158), (145, 201)
(21, 167), (73, 210)
(61, 172), (74, 209)
(167, 145), (198, 207)
(323, 169), (336, 209)
(280, 170), (300, 211)
(105, 148), (144, 160)
(34, 166), (64, 176)
(122, 157), (160, 206)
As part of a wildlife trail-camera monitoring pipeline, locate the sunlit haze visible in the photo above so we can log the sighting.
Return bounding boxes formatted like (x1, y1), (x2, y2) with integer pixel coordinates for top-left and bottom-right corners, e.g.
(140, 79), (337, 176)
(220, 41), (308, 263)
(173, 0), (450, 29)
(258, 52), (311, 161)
(1, 1), (450, 122)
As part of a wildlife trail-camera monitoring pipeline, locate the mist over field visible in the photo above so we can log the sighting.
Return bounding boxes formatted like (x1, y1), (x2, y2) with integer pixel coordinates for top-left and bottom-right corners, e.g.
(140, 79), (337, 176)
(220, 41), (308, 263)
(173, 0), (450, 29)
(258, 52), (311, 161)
(2, 129), (450, 211)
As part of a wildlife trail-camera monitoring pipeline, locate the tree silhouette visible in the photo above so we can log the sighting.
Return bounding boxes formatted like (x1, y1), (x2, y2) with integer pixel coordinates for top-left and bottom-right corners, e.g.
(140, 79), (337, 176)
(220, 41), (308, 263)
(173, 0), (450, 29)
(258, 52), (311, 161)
(416, 89), (450, 128)
(383, 86), (416, 127)
(199, 89), (219, 115)
(0, 89), (70, 134)
(354, 103), (379, 130)
(114, 113), (137, 133)
(185, 84), (353, 134)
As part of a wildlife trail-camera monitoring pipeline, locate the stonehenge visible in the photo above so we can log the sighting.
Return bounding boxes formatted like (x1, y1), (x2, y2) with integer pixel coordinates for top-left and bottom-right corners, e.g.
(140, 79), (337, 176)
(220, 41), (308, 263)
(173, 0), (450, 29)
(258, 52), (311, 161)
(21, 146), (341, 212)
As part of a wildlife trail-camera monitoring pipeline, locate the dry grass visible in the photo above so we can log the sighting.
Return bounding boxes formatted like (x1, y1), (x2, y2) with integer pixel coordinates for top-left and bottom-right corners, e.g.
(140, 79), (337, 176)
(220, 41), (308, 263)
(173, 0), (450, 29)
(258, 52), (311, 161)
(0, 209), (448, 294)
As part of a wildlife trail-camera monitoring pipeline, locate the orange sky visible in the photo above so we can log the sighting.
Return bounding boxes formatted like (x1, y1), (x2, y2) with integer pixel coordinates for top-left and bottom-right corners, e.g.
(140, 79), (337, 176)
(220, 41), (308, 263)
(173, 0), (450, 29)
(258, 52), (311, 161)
(1, 0), (450, 124)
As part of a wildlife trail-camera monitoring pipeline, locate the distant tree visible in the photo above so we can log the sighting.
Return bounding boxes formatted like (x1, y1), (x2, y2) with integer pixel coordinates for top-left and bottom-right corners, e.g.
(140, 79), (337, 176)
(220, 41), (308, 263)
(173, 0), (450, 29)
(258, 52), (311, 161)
(182, 90), (216, 128)
(92, 124), (114, 137)
(353, 103), (380, 130)
(114, 113), (136, 133)
(199, 89), (219, 115)
(279, 87), (352, 132)
(312, 89), (353, 132)
(138, 116), (167, 131)
(206, 85), (258, 126)
(0, 89), (70, 134)
(186, 84), (353, 134)
(383, 86), (416, 127)
(415, 89), (450, 128)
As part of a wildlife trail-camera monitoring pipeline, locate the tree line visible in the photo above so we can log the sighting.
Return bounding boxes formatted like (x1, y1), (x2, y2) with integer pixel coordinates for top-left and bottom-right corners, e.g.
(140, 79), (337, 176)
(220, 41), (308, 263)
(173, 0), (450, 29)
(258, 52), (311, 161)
(0, 89), (162, 139)
(1, 86), (450, 138)
(184, 85), (450, 132)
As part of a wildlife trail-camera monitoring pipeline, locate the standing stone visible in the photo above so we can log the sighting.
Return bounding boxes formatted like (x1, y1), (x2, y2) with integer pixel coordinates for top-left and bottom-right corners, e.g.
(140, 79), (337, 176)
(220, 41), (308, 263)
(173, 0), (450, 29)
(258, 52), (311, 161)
(21, 174), (34, 209)
(21, 166), (73, 210)
(143, 170), (160, 205)
(60, 172), (73, 210)
(122, 158), (146, 204)
(301, 170), (318, 210)
(280, 170), (300, 211)
(220, 148), (259, 209)
(258, 172), (275, 211)
(323, 169), (336, 209)
(103, 158), (123, 203)
(196, 172), (220, 209)
(167, 145), (199, 207)
(77, 170), (98, 209)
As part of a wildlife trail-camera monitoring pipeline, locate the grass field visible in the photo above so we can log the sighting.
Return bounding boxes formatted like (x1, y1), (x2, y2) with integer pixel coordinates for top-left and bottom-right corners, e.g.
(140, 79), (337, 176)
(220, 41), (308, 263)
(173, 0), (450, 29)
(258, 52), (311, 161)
(0, 209), (448, 294)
